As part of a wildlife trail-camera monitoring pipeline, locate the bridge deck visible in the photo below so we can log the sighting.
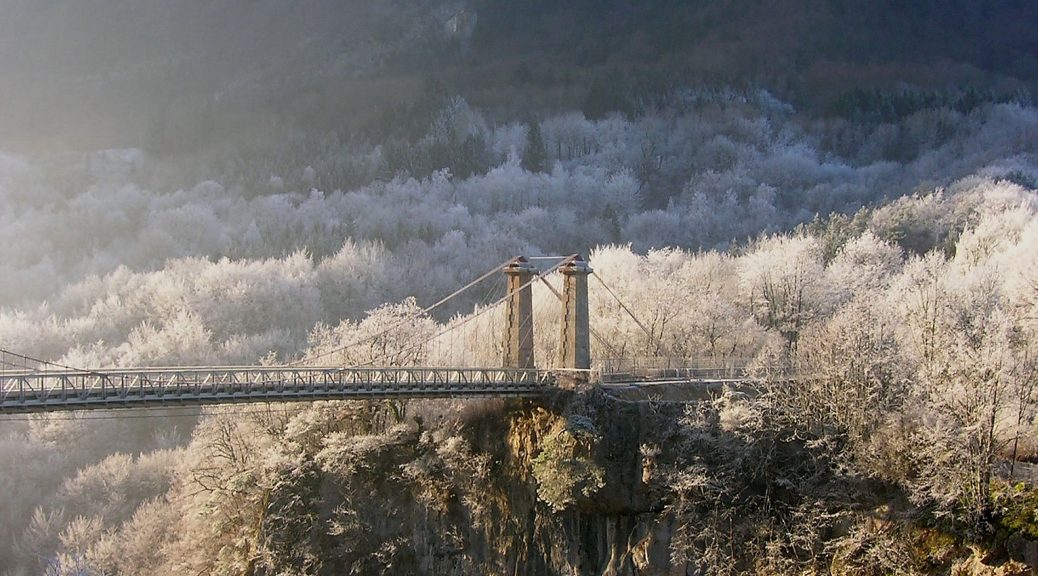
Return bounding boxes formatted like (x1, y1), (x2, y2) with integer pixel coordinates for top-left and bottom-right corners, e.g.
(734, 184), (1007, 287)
(0, 367), (554, 414)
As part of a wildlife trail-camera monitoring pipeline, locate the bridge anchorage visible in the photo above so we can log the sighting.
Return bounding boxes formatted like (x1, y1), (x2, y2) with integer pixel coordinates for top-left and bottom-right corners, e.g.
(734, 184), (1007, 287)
(0, 254), (600, 414)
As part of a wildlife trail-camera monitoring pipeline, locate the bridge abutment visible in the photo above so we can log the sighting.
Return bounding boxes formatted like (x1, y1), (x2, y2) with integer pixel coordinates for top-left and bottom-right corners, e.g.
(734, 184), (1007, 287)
(502, 257), (536, 370)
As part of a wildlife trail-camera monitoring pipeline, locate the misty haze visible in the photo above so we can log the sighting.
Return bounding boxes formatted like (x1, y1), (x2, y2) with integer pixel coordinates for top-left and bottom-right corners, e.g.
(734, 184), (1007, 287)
(1, 1), (1038, 574)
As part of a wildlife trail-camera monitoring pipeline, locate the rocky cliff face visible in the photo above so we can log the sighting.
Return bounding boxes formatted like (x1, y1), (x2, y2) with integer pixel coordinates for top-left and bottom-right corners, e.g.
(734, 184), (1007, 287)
(300, 387), (1038, 576)
(35, 386), (1038, 574)
(485, 391), (681, 575)
(305, 389), (686, 575)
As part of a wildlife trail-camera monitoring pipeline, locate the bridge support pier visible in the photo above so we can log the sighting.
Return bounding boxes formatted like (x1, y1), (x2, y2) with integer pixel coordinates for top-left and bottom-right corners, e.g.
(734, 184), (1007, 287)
(558, 256), (592, 386)
(502, 257), (536, 370)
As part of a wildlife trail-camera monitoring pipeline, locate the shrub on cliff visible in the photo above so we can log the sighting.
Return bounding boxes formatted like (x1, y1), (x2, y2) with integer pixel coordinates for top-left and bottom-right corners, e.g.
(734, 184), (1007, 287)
(531, 416), (606, 512)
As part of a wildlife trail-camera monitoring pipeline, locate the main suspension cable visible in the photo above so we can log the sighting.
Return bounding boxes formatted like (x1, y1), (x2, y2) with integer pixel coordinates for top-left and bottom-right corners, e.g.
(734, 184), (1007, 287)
(534, 274), (623, 359)
(590, 271), (670, 356)
(292, 256), (519, 366)
(344, 256), (578, 369)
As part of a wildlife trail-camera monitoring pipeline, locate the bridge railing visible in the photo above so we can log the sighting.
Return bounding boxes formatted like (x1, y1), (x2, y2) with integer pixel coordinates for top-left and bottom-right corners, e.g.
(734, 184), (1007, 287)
(0, 366), (555, 413)
(597, 356), (751, 383)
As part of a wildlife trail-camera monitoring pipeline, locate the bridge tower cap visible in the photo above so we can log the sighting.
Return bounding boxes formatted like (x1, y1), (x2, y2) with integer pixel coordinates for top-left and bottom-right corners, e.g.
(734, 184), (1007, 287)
(559, 255), (592, 273)
(504, 256), (538, 273)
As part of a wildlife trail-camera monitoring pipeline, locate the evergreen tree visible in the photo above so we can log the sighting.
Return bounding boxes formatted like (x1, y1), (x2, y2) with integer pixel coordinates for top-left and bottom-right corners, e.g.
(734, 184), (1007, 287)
(522, 120), (548, 173)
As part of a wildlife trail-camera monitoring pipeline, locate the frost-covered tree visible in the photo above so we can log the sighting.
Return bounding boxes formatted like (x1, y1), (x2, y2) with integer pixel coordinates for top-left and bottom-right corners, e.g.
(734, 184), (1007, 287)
(790, 298), (910, 463)
(740, 235), (831, 355)
(304, 297), (437, 367)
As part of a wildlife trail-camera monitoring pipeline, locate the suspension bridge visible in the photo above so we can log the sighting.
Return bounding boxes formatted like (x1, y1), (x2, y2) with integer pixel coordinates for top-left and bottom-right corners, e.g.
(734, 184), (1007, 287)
(0, 255), (747, 414)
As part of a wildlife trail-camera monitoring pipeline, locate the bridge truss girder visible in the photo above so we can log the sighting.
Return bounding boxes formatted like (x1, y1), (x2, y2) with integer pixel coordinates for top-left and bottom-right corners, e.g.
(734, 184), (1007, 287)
(0, 367), (553, 414)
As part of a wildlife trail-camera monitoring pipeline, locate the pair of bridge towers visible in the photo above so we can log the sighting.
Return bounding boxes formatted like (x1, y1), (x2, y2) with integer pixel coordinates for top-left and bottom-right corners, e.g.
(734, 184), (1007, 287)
(501, 256), (591, 377)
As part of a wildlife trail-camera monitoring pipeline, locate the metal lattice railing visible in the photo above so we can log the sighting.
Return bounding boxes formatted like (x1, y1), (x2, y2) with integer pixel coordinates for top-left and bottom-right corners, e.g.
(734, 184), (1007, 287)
(597, 357), (751, 383)
(0, 366), (555, 414)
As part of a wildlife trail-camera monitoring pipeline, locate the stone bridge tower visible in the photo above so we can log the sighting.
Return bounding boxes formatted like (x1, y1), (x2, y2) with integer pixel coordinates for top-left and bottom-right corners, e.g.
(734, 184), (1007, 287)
(502, 257), (536, 370)
(502, 255), (592, 383)
(557, 256), (592, 380)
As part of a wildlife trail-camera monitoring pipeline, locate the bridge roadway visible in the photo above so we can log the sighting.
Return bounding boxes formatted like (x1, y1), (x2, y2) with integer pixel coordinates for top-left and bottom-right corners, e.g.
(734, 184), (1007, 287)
(0, 366), (556, 414)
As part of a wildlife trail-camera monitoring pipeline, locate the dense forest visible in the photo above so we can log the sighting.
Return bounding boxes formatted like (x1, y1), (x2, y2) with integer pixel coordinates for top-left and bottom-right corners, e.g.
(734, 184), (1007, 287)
(2, 0), (1036, 152)
(1, 1), (1038, 574)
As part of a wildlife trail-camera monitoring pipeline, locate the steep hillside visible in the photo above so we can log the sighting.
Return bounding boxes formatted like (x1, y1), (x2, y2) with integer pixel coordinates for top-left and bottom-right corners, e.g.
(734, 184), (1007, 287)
(1, 0), (1035, 151)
